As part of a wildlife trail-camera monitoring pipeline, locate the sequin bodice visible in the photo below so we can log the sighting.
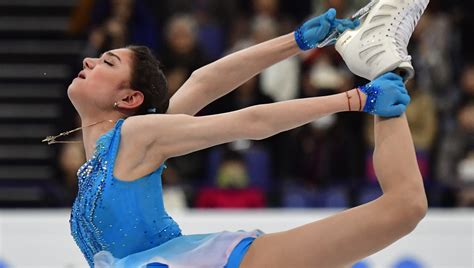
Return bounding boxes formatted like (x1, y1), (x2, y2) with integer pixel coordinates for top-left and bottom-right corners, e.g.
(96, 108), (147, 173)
(70, 119), (182, 267)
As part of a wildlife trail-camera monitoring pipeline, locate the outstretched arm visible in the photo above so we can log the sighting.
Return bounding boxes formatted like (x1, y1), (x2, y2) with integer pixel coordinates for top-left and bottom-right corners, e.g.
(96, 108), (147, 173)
(120, 73), (409, 182)
(125, 88), (360, 167)
(167, 9), (359, 116)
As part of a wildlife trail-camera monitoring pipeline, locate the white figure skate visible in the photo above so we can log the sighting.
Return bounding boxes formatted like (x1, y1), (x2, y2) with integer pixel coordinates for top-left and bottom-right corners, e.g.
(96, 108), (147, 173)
(325, 0), (430, 81)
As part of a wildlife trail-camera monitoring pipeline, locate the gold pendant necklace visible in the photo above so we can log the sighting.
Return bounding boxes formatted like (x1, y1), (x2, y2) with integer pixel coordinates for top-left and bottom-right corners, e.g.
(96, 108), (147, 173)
(42, 119), (116, 145)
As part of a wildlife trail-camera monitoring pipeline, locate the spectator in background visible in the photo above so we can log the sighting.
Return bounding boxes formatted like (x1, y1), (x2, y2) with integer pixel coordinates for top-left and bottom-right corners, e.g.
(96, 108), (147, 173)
(160, 14), (209, 76)
(410, 5), (455, 101)
(193, 0), (237, 60)
(251, 0), (300, 101)
(143, 0), (236, 57)
(437, 64), (474, 207)
(228, 13), (300, 103)
(83, 0), (157, 56)
(196, 150), (266, 208)
(256, 17), (301, 102)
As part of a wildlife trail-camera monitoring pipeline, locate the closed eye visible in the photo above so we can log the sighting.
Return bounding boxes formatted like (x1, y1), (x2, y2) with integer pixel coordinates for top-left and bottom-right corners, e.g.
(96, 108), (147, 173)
(104, 60), (114, 66)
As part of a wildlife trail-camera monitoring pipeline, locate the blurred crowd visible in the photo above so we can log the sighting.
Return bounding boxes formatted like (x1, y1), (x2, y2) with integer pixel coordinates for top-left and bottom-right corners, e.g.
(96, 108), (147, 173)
(59, 0), (474, 209)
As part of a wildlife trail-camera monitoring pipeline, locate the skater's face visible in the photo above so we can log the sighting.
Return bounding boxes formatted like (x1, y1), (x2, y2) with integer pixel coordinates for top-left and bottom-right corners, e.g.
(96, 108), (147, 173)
(68, 48), (138, 117)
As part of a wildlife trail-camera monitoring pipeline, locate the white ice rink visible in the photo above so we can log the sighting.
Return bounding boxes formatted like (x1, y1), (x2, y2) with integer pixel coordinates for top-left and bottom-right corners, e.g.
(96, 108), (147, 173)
(0, 209), (472, 268)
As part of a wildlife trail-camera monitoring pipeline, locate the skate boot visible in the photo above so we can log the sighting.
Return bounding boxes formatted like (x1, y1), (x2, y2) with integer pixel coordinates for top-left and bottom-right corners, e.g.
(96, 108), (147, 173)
(328, 0), (430, 81)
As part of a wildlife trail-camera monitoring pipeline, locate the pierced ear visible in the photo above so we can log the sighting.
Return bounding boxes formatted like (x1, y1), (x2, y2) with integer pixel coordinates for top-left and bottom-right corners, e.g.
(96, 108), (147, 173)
(119, 90), (144, 111)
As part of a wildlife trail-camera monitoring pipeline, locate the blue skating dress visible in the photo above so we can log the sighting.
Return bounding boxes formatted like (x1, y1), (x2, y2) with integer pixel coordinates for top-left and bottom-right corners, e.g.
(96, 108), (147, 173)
(70, 119), (262, 267)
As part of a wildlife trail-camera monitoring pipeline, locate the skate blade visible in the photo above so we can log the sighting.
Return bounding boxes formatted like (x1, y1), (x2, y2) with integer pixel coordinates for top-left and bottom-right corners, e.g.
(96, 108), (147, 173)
(317, 0), (380, 48)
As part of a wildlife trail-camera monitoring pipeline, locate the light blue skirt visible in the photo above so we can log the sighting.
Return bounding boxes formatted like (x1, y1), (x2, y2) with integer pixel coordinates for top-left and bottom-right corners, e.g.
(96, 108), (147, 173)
(94, 230), (263, 268)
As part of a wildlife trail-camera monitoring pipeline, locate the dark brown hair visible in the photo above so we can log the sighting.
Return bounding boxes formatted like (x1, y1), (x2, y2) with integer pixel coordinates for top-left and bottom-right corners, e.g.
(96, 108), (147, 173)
(127, 45), (169, 115)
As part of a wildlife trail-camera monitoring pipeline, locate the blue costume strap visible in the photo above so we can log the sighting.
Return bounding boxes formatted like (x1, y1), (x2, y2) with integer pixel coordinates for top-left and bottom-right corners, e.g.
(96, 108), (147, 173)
(224, 237), (256, 268)
(106, 119), (125, 169)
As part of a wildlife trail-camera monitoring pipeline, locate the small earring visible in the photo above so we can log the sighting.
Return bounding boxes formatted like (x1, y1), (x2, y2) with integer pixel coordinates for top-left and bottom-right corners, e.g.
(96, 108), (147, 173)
(113, 102), (118, 109)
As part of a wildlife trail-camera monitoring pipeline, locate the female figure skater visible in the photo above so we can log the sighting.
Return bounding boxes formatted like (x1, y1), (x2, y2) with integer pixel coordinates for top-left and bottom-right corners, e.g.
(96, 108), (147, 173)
(52, 8), (427, 268)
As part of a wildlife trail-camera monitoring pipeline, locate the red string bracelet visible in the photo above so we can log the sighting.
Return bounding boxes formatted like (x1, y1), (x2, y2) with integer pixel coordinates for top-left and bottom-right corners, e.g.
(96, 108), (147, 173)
(345, 91), (352, 111)
(356, 88), (363, 111)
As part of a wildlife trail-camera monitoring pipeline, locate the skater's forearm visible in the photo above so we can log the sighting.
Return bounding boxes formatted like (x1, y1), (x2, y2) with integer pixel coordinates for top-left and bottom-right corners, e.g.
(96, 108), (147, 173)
(250, 89), (363, 139)
(372, 115), (425, 195)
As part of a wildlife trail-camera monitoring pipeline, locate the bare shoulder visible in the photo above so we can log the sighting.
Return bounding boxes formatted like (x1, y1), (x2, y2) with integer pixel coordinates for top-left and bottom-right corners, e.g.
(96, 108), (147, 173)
(120, 116), (152, 157)
(121, 114), (186, 135)
(121, 115), (152, 139)
(113, 115), (166, 181)
(114, 112), (245, 180)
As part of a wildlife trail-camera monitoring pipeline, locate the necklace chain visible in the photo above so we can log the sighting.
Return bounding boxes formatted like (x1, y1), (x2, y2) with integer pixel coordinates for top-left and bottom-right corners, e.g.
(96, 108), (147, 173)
(42, 119), (115, 145)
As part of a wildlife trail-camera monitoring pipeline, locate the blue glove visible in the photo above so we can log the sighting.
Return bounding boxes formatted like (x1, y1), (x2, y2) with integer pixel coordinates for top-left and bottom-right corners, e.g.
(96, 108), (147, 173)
(359, 73), (411, 118)
(294, 8), (360, 50)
